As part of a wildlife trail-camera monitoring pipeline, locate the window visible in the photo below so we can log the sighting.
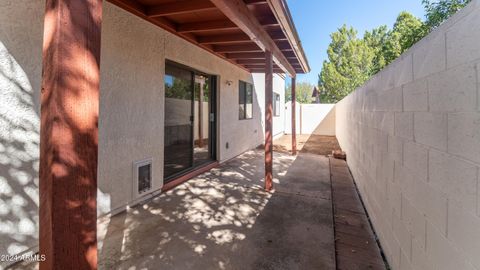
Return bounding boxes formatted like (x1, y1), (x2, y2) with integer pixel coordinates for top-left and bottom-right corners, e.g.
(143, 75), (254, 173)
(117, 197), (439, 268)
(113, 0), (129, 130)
(273, 93), (280, 116)
(239, 81), (253, 120)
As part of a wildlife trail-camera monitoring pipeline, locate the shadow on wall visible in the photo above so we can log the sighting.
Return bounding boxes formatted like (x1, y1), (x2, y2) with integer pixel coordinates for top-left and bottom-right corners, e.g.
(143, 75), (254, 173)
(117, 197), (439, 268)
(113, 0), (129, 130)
(0, 42), (40, 257)
(311, 105), (335, 136)
(285, 103), (336, 136)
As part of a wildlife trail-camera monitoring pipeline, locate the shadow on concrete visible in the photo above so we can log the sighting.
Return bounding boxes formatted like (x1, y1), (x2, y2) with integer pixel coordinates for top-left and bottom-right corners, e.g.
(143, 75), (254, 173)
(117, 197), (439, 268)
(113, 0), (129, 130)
(96, 150), (335, 270)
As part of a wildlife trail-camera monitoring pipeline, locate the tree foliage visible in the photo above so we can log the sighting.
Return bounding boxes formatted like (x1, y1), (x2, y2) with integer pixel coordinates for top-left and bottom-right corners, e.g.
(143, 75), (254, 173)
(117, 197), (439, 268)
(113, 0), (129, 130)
(318, 0), (470, 104)
(384, 12), (427, 63)
(285, 81), (315, 104)
(363, 25), (389, 74)
(318, 25), (375, 103)
(423, 0), (471, 30)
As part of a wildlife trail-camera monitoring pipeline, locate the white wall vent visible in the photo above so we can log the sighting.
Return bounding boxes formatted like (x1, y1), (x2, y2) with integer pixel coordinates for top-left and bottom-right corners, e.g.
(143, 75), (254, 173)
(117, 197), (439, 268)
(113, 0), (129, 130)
(134, 159), (153, 196)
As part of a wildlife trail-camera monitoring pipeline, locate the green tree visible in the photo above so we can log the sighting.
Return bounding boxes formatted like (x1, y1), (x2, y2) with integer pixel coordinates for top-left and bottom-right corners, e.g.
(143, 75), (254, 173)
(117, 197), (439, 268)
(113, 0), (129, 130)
(384, 12), (427, 63)
(318, 25), (375, 103)
(363, 25), (389, 74)
(317, 2), (469, 104)
(285, 81), (315, 104)
(423, 0), (471, 30)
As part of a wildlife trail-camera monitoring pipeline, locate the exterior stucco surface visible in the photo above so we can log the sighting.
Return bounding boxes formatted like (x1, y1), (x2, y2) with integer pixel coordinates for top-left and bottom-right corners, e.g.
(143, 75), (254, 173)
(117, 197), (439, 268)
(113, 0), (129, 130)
(252, 73), (286, 138)
(335, 1), (480, 269)
(0, 0), (279, 260)
(0, 0), (43, 259)
(98, 3), (167, 216)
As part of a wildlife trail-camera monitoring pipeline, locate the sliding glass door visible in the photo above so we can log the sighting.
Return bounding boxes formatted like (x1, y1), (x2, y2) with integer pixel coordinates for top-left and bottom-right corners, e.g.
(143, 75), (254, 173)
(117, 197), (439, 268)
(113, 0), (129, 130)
(164, 62), (216, 180)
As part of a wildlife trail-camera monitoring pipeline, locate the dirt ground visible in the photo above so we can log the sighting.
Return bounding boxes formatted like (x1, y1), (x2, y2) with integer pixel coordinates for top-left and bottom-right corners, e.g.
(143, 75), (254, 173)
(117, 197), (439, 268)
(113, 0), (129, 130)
(273, 134), (342, 156)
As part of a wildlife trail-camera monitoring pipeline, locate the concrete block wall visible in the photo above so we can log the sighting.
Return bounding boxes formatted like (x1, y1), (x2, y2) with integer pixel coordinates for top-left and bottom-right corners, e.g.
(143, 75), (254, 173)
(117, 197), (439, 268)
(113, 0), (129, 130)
(335, 1), (480, 269)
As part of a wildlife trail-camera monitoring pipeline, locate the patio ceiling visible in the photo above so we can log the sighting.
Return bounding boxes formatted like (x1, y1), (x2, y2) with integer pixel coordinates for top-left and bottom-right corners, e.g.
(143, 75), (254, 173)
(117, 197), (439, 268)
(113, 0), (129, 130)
(107, 0), (310, 75)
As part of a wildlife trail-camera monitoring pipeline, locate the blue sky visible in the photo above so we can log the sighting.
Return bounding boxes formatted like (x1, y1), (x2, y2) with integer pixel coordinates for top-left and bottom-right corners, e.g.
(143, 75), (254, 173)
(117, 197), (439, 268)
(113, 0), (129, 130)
(286, 0), (426, 85)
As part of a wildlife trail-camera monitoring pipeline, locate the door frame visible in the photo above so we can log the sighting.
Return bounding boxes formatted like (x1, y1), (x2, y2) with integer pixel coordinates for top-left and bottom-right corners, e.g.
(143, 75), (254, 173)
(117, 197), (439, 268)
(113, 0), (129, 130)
(164, 60), (217, 183)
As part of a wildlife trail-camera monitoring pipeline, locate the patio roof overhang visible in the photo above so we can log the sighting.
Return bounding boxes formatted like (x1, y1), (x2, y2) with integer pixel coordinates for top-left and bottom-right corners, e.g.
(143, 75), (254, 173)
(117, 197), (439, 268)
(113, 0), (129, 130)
(38, 1), (307, 268)
(107, 0), (310, 76)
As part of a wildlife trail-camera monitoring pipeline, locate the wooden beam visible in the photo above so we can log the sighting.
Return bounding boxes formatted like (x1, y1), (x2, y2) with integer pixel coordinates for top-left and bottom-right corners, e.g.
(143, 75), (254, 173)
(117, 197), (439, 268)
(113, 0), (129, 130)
(245, 0), (267, 4)
(258, 16), (279, 26)
(249, 68), (284, 73)
(265, 50), (274, 191)
(226, 51), (295, 58)
(236, 58), (266, 64)
(210, 0), (296, 76)
(275, 40), (293, 50)
(291, 76), (297, 155)
(107, 0), (251, 72)
(40, 0), (101, 269)
(243, 64), (280, 69)
(174, 17), (277, 34)
(199, 30), (290, 45)
(283, 51), (296, 58)
(177, 19), (238, 33)
(198, 33), (251, 44)
(147, 0), (216, 17)
(268, 29), (287, 41)
(108, 0), (176, 32)
(226, 52), (266, 59)
(213, 43), (261, 53)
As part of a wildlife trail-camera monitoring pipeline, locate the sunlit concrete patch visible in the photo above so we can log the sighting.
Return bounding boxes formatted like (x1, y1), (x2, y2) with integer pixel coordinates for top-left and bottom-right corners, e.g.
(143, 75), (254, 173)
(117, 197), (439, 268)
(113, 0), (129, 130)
(95, 149), (335, 270)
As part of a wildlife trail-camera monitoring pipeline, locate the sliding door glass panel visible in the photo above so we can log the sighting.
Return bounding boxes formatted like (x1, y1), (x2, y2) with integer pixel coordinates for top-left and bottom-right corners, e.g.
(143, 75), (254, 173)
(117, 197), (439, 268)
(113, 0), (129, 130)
(164, 64), (193, 178)
(193, 74), (211, 166)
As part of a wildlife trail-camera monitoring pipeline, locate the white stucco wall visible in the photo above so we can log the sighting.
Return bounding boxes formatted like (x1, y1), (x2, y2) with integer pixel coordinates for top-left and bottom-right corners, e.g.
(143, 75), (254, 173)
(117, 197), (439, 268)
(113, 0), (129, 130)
(336, 1), (480, 269)
(98, 4), (167, 215)
(0, 0), (272, 259)
(252, 73), (286, 138)
(0, 0), (43, 259)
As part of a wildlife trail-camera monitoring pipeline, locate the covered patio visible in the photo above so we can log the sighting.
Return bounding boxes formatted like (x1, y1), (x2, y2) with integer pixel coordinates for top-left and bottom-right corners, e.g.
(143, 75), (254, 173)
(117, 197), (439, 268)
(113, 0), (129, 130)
(38, 0), (307, 268)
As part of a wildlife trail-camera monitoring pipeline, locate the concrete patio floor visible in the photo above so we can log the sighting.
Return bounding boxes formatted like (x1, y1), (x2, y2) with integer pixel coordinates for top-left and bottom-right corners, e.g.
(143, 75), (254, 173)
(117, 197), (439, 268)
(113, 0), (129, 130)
(97, 149), (335, 270)
(11, 149), (336, 270)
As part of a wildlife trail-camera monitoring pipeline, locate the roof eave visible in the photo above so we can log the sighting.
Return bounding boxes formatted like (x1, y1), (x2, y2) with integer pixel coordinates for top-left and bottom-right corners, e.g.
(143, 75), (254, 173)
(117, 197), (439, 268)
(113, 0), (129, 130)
(266, 0), (311, 74)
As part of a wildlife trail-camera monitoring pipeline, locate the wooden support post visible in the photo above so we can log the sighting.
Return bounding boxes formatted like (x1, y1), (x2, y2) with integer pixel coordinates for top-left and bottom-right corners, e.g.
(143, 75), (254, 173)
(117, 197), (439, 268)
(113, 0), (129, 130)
(40, 0), (102, 269)
(265, 50), (273, 191)
(291, 76), (297, 155)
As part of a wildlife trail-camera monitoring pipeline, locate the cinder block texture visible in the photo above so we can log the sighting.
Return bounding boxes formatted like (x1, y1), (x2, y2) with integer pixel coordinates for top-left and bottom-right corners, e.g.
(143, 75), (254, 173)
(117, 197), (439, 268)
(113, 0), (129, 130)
(428, 63), (477, 112)
(335, 2), (480, 269)
(414, 112), (447, 150)
(403, 78), (428, 112)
